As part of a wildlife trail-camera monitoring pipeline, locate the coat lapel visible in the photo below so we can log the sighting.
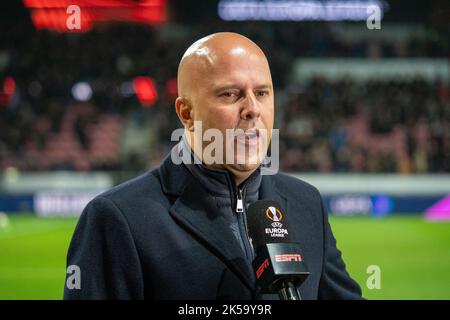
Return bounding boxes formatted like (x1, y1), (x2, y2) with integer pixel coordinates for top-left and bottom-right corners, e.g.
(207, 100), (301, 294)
(259, 175), (288, 214)
(159, 154), (255, 291)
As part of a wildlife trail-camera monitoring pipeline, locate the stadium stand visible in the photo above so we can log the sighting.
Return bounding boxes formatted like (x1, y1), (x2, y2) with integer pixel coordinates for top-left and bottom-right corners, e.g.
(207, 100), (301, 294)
(0, 19), (448, 173)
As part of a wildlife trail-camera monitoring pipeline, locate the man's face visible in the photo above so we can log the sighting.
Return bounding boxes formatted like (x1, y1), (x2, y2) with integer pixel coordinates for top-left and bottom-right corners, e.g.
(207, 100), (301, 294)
(189, 46), (274, 174)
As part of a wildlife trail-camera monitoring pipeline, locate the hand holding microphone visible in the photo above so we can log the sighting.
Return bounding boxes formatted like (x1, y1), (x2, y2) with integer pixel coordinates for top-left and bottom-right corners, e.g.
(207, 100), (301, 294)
(247, 200), (310, 300)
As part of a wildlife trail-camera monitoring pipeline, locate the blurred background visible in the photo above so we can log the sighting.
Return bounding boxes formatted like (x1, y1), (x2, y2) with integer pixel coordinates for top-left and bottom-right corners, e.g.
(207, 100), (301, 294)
(0, 0), (449, 299)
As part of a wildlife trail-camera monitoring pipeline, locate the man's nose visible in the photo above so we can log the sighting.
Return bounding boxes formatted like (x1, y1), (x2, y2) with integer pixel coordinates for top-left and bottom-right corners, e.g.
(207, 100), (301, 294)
(240, 92), (261, 120)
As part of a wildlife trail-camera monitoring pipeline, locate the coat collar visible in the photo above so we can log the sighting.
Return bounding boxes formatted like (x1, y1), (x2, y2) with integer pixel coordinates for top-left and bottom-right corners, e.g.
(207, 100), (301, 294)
(158, 147), (288, 293)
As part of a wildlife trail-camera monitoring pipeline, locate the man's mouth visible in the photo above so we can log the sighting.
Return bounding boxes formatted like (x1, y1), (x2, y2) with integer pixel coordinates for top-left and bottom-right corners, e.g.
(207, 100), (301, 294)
(236, 128), (260, 146)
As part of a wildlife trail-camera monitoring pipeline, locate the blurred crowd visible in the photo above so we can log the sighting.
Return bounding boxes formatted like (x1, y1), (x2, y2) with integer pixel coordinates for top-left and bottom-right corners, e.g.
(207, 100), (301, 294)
(0, 20), (449, 173)
(279, 78), (450, 173)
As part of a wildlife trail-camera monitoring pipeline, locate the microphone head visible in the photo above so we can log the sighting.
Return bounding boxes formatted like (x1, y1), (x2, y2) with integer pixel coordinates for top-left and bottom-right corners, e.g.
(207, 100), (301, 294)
(247, 200), (292, 249)
(247, 201), (310, 296)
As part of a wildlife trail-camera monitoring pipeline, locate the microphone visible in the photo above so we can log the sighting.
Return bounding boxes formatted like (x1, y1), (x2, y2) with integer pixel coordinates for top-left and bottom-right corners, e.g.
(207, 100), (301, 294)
(247, 200), (310, 300)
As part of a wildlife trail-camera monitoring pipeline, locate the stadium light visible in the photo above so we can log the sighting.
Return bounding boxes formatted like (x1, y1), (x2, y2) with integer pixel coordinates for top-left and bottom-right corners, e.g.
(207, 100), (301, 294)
(71, 81), (93, 102)
(132, 76), (158, 107)
(0, 76), (16, 106)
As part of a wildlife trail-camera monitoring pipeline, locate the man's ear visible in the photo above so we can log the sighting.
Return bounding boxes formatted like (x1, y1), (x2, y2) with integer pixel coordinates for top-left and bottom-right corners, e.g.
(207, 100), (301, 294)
(175, 97), (194, 131)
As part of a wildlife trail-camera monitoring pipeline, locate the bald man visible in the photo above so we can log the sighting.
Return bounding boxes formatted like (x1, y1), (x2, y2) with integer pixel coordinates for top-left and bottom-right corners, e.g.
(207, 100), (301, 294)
(175, 32), (274, 185)
(64, 33), (362, 300)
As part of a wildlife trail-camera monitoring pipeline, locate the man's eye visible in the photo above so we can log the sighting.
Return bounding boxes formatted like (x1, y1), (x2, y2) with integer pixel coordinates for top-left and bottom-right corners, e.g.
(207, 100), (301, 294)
(256, 90), (269, 97)
(220, 92), (238, 98)
(221, 92), (235, 96)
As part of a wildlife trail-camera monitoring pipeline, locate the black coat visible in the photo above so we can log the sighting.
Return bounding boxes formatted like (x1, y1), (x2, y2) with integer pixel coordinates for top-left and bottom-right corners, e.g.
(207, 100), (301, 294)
(64, 153), (363, 300)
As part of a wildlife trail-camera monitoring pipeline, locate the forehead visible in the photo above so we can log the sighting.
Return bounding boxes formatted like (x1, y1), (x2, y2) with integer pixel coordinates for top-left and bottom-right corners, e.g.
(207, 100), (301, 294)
(205, 48), (272, 88)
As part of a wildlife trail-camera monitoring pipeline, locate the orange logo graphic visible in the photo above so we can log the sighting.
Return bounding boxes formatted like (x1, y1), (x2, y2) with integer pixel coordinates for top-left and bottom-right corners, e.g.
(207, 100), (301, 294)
(265, 206), (283, 222)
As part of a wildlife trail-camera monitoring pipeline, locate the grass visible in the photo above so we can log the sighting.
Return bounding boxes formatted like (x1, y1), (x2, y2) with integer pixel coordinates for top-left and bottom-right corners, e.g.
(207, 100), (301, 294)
(0, 215), (77, 299)
(0, 214), (449, 299)
(331, 216), (450, 299)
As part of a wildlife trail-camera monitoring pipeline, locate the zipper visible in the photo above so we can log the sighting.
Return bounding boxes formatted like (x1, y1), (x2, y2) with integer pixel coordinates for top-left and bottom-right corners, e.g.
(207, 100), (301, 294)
(236, 188), (244, 213)
(235, 187), (254, 260)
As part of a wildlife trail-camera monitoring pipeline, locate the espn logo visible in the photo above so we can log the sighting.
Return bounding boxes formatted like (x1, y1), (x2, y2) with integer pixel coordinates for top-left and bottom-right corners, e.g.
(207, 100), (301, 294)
(256, 258), (270, 279)
(275, 254), (302, 262)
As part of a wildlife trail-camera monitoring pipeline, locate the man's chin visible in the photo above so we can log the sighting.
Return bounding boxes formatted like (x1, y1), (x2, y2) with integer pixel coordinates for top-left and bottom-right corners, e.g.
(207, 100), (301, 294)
(227, 161), (261, 173)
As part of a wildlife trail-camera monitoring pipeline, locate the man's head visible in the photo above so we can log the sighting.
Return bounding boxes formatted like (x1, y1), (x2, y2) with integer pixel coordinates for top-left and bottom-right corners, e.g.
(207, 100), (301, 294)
(175, 32), (274, 185)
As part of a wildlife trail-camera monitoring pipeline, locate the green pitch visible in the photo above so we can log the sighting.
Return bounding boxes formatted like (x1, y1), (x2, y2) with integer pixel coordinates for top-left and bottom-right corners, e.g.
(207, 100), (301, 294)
(331, 216), (450, 299)
(0, 214), (449, 299)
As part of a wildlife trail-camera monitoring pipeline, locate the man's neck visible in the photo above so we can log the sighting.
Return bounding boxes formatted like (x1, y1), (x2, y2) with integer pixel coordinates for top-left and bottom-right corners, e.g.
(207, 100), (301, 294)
(184, 133), (256, 186)
(224, 166), (257, 186)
